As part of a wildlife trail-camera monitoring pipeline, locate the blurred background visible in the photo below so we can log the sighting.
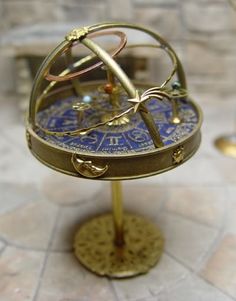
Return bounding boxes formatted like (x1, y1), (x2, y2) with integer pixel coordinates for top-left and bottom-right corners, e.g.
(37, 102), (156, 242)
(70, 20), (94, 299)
(0, 0), (236, 99)
(1, 1), (236, 301)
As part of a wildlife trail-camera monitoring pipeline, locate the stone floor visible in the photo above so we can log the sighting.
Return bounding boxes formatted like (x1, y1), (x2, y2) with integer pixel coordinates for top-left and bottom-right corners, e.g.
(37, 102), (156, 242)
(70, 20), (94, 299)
(0, 91), (236, 301)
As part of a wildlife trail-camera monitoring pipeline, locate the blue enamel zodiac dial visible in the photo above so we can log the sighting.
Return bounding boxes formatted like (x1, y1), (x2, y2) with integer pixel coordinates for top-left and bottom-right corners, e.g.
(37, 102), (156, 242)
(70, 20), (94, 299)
(36, 85), (199, 156)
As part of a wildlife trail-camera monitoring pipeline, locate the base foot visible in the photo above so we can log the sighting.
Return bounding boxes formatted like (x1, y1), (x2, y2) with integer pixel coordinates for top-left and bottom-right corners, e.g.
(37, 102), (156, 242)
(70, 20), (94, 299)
(74, 214), (164, 278)
(215, 134), (236, 158)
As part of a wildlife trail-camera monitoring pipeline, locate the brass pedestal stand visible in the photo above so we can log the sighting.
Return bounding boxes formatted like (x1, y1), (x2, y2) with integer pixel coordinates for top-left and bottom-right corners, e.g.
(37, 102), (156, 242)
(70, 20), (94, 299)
(215, 134), (236, 158)
(26, 22), (202, 279)
(74, 181), (164, 278)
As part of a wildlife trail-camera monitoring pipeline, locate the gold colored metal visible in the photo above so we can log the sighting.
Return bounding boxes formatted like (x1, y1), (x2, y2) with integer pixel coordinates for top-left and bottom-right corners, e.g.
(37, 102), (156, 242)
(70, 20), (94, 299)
(65, 49), (83, 97)
(170, 99), (182, 124)
(65, 27), (89, 42)
(29, 22), (186, 123)
(172, 146), (185, 164)
(26, 130), (32, 150)
(111, 181), (124, 247)
(168, 84), (187, 125)
(34, 84), (170, 139)
(72, 102), (91, 123)
(27, 81), (202, 180)
(71, 153), (108, 178)
(101, 66), (131, 126)
(74, 213), (164, 278)
(215, 134), (236, 158)
(26, 22), (203, 279)
(81, 36), (163, 148)
(106, 68), (119, 107)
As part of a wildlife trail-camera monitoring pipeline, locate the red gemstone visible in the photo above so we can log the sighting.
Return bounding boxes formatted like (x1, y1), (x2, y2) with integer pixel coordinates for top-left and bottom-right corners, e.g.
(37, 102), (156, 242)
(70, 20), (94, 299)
(104, 83), (113, 94)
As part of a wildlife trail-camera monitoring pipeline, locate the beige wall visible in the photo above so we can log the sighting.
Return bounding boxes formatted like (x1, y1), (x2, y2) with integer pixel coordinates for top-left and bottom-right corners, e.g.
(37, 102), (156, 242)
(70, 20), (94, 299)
(0, 0), (236, 97)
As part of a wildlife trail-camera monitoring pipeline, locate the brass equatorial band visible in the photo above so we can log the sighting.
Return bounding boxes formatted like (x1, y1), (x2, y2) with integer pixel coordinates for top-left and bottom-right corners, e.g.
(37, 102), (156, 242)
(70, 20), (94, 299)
(27, 80), (203, 180)
(27, 100), (201, 180)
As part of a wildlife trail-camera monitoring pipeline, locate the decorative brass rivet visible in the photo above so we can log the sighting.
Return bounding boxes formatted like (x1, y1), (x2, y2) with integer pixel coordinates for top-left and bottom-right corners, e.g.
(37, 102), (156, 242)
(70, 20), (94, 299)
(65, 27), (89, 42)
(172, 146), (185, 164)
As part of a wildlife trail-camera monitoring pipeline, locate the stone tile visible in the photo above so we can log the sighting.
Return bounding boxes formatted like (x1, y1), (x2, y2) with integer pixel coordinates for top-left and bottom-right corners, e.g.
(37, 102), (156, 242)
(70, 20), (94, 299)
(98, 183), (167, 218)
(107, 0), (133, 20)
(36, 253), (116, 301)
(214, 156), (236, 184)
(156, 154), (224, 186)
(186, 41), (226, 76)
(0, 201), (58, 250)
(2, 1), (61, 28)
(0, 182), (41, 215)
(0, 136), (51, 184)
(168, 274), (233, 301)
(183, 2), (233, 33)
(137, 295), (167, 301)
(123, 184), (167, 219)
(0, 95), (23, 128)
(134, 0), (178, 5)
(134, 7), (182, 41)
(201, 234), (236, 299)
(50, 202), (99, 251)
(157, 212), (218, 270)
(0, 246), (44, 301)
(2, 124), (26, 150)
(61, 2), (106, 23)
(113, 254), (188, 301)
(226, 186), (236, 234)
(41, 172), (104, 206)
(165, 186), (226, 228)
(50, 183), (166, 251)
(0, 240), (5, 253)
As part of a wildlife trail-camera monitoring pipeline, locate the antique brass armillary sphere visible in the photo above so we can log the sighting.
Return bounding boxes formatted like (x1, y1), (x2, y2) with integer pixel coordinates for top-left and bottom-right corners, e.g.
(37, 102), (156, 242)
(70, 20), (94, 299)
(26, 22), (202, 278)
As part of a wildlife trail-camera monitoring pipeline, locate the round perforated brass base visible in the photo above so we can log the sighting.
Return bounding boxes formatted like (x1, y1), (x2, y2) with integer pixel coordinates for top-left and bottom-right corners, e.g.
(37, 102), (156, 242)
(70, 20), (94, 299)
(74, 214), (164, 278)
(215, 134), (236, 158)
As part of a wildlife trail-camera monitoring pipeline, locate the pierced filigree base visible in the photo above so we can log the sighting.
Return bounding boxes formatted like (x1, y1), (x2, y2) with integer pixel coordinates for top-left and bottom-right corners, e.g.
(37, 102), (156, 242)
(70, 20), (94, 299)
(215, 134), (236, 158)
(74, 214), (164, 278)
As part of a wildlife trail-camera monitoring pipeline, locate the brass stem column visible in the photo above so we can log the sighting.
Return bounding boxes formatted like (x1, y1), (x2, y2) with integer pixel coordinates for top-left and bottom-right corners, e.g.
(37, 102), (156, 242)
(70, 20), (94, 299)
(111, 181), (125, 247)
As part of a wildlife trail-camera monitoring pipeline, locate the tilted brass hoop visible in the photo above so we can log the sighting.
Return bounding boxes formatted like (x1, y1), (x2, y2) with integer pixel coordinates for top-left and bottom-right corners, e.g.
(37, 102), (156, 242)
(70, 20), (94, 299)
(45, 30), (127, 82)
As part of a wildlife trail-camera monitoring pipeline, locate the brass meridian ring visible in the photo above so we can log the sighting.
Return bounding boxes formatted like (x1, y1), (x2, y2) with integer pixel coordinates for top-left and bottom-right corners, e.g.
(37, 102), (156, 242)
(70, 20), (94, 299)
(45, 30), (127, 82)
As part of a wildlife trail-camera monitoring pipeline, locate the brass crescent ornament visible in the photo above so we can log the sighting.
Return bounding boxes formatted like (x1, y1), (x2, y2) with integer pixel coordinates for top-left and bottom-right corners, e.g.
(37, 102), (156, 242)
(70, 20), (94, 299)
(71, 154), (108, 178)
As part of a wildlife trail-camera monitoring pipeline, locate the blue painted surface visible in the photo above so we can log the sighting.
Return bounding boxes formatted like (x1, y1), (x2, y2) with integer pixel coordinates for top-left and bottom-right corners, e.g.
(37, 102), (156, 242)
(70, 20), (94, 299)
(36, 95), (199, 154)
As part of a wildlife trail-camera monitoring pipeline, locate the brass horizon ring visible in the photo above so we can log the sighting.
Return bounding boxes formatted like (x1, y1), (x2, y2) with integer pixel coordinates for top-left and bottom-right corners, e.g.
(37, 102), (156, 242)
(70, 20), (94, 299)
(45, 30), (127, 82)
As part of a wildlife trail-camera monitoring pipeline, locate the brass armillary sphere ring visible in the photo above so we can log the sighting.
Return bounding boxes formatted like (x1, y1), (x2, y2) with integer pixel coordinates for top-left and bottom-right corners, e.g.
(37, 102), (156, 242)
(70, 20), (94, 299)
(45, 30), (127, 82)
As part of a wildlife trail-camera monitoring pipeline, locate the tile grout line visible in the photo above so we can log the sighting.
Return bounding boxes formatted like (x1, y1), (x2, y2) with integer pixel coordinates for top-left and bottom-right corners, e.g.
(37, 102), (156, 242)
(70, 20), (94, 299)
(163, 251), (235, 300)
(162, 208), (221, 231)
(198, 275), (236, 301)
(109, 281), (121, 301)
(194, 184), (236, 301)
(32, 206), (61, 301)
(195, 184), (230, 275)
(0, 243), (7, 257)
